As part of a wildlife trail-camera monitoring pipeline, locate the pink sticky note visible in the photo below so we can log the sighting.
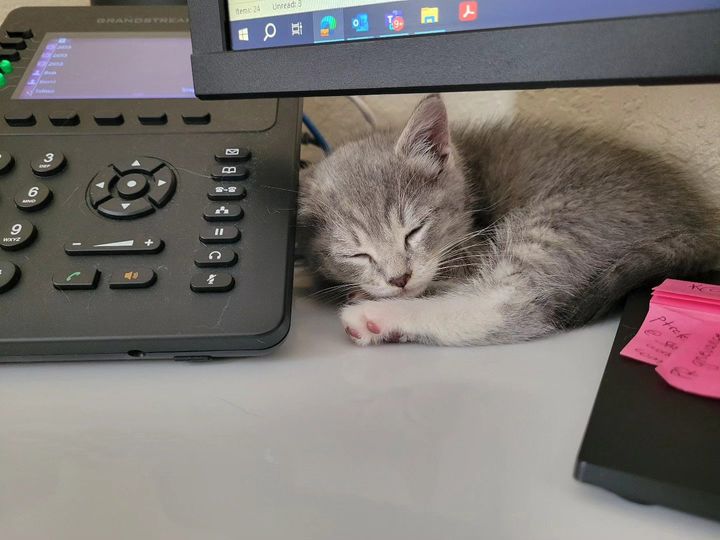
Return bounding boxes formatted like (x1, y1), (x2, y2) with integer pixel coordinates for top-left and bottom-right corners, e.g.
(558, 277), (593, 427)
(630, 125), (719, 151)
(651, 294), (720, 317)
(653, 279), (720, 303)
(620, 303), (711, 366)
(621, 279), (720, 399)
(656, 330), (720, 399)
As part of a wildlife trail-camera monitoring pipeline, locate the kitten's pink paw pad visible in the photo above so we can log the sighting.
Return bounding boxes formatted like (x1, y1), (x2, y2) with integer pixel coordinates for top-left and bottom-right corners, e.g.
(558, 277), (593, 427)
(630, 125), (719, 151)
(345, 326), (361, 340)
(340, 301), (409, 346)
(366, 321), (382, 334)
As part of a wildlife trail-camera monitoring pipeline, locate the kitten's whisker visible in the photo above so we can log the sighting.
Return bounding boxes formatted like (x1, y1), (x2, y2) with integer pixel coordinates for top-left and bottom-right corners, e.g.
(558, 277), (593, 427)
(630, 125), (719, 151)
(174, 167), (214, 179)
(309, 283), (361, 298)
(259, 184), (301, 194)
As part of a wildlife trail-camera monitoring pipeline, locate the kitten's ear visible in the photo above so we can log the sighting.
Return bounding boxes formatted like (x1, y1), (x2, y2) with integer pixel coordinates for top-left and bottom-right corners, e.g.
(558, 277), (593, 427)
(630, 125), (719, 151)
(395, 94), (450, 164)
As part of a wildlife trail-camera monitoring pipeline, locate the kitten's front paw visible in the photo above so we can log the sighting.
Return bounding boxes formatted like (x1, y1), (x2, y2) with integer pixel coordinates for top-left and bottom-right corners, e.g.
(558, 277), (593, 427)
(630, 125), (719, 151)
(340, 301), (409, 346)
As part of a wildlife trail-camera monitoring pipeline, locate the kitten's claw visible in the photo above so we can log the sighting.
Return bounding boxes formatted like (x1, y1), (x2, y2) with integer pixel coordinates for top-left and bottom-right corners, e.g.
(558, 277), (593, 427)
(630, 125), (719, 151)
(340, 301), (409, 346)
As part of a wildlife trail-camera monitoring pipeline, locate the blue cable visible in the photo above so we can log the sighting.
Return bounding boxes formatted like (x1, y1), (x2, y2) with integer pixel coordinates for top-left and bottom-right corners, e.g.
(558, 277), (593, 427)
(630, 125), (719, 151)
(302, 114), (332, 155)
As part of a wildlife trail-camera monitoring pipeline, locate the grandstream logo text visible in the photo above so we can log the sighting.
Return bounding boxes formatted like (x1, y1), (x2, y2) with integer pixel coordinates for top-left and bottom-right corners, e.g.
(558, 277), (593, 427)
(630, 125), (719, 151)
(96, 17), (189, 24)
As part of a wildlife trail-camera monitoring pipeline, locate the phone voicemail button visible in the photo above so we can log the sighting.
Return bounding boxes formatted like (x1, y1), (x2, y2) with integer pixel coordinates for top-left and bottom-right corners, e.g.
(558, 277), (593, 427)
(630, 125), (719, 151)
(53, 269), (100, 290)
(215, 147), (251, 162)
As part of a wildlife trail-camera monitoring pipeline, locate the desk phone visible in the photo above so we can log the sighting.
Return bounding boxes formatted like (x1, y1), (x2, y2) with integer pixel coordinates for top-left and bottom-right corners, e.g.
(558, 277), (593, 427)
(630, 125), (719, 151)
(0, 6), (300, 362)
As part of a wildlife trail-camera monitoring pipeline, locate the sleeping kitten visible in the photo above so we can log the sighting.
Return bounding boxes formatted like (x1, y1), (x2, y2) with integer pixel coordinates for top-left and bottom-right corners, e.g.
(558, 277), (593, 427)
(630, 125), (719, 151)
(298, 94), (720, 346)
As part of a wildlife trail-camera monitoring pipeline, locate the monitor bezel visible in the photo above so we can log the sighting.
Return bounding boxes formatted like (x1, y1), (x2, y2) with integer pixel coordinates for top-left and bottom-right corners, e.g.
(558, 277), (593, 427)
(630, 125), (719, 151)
(188, 2), (720, 99)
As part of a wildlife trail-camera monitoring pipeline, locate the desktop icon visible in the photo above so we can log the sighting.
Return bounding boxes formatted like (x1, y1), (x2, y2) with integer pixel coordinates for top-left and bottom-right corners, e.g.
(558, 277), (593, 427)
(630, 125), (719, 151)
(421, 7), (439, 24)
(320, 15), (338, 37)
(351, 13), (369, 32)
(291, 21), (303, 36)
(385, 10), (405, 32)
(237, 27), (249, 41)
(459, 1), (478, 22)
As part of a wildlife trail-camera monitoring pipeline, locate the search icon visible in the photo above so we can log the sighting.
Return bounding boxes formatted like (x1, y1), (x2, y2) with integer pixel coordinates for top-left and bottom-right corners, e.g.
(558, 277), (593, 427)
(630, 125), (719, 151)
(263, 23), (277, 42)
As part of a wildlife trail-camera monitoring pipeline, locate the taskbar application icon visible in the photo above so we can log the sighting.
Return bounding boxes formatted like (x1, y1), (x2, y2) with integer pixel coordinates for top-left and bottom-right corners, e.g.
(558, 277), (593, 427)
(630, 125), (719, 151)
(351, 12), (369, 33)
(314, 10), (345, 42)
(385, 9), (405, 32)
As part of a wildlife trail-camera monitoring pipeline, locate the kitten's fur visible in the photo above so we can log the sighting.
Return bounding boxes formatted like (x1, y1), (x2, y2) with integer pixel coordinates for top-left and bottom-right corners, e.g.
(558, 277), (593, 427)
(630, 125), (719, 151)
(299, 95), (720, 346)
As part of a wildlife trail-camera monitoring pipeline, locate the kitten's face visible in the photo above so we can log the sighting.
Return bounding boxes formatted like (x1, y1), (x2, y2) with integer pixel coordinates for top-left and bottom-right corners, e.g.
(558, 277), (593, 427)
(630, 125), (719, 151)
(300, 96), (472, 299)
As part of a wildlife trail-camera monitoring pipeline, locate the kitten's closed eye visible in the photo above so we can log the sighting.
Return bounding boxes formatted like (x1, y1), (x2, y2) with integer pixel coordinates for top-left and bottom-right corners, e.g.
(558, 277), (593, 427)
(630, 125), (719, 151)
(405, 224), (426, 248)
(348, 253), (374, 263)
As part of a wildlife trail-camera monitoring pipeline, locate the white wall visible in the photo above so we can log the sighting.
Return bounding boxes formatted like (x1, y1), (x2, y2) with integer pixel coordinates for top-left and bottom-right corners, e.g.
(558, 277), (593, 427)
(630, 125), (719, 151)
(305, 85), (719, 196)
(515, 85), (720, 193)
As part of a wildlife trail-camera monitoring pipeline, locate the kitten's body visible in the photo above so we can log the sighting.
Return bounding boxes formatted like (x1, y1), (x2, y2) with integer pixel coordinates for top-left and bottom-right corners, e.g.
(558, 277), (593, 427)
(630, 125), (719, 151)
(300, 96), (719, 346)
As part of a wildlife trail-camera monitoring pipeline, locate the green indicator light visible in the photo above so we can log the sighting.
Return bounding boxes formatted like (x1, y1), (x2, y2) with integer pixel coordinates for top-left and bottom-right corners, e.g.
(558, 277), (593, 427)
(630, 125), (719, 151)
(0, 59), (12, 75)
(0, 73), (6, 89)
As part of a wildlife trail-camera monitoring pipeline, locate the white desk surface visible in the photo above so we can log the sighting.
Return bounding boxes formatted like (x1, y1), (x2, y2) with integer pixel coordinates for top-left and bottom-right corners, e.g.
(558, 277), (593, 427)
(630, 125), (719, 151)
(1, 295), (719, 540)
(1, 1), (719, 537)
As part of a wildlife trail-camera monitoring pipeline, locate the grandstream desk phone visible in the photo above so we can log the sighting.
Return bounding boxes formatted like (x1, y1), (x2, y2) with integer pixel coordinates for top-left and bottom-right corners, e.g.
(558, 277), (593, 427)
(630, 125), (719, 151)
(0, 6), (301, 361)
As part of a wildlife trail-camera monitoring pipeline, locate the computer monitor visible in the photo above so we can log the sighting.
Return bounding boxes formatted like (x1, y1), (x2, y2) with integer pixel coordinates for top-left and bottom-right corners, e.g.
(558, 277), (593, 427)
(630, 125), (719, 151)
(188, 0), (720, 98)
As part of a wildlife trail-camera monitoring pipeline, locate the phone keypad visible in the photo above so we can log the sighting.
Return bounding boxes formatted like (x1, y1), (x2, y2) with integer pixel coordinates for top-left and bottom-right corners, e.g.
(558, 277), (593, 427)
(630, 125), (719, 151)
(15, 184), (52, 211)
(0, 261), (20, 293)
(31, 151), (66, 177)
(0, 219), (36, 251)
(0, 150), (14, 174)
(0, 148), (252, 295)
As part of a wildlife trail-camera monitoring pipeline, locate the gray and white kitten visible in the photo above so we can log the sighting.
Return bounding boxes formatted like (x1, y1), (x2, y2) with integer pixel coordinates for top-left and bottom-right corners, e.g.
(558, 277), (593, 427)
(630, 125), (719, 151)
(299, 94), (720, 346)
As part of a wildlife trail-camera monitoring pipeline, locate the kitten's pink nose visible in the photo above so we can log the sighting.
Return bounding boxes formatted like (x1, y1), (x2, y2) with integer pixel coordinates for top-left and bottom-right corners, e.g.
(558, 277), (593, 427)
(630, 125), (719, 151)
(389, 272), (412, 289)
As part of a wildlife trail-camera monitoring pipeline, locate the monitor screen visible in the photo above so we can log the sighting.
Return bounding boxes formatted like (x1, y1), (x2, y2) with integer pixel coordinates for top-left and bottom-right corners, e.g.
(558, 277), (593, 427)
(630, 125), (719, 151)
(13, 32), (195, 100)
(226, 0), (720, 51)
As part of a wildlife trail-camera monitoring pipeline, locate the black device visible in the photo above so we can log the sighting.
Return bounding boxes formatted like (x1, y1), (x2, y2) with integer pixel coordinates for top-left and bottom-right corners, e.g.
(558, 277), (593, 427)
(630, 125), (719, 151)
(188, 0), (720, 98)
(0, 6), (301, 362)
(575, 273), (720, 522)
